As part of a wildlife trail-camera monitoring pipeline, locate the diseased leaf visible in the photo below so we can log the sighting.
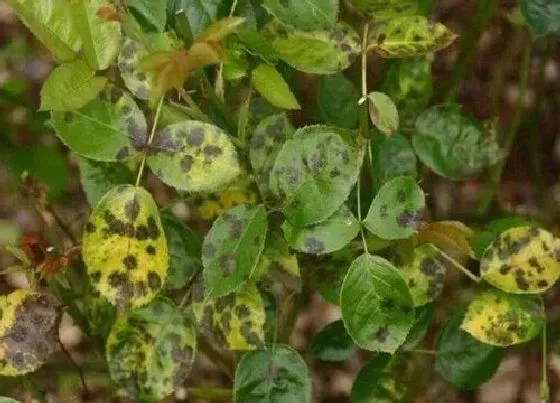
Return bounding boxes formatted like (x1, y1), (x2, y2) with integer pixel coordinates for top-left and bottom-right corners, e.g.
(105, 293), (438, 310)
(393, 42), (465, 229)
(308, 248), (355, 305)
(202, 204), (268, 298)
(480, 226), (560, 294)
(350, 0), (419, 19)
(82, 185), (168, 310)
(309, 319), (358, 362)
(367, 91), (399, 135)
(83, 286), (117, 341)
(270, 125), (363, 226)
(0, 290), (61, 376)
(282, 205), (360, 255)
(234, 344), (311, 403)
(341, 254), (414, 353)
(40, 60), (107, 111)
(51, 86), (147, 161)
(403, 303), (434, 349)
(76, 157), (133, 206)
(364, 176), (425, 240)
(472, 217), (540, 259)
(106, 297), (196, 401)
(461, 289), (544, 347)
(317, 73), (360, 129)
(147, 120), (241, 193)
(370, 131), (417, 192)
(351, 354), (411, 402)
(262, 0), (338, 31)
(519, 0), (560, 37)
(128, 0), (167, 31)
(418, 221), (475, 258)
(251, 63), (300, 110)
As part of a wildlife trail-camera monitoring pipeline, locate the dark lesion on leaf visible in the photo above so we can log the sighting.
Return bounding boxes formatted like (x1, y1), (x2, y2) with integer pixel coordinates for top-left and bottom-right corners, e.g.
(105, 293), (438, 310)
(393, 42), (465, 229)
(397, 209), (423, 229)
(304, 237), (325, 254)
(375, 326), (389, 343)
(124, 196), (140, 221)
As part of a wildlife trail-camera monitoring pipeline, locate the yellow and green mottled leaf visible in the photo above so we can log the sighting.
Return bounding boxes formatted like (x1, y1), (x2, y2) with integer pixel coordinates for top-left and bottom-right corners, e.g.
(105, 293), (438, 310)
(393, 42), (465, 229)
(106, 297), (196, 401)
(147, 121), (241, 193)
(480, 227), (560, 294)
(461, 289), (544, 347)
(0, 290), (61, 376)
(82, 184), (168, 310)
(193, 283), (265, 350)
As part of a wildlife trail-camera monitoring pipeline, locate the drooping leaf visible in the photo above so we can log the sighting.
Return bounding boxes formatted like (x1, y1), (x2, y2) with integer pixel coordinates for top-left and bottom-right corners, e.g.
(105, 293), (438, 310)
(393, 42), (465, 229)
(368, 15), (457, 58)
(370, 132), (417, 192)
(341, 254), (414, 353)
(51, 86), (147, 161)
(147, 120), (241, 193)
(367, 91), (399, 135)
(0, 290), (61, 376)
(435, 312), (504, 390)
(262, 0), (338, 31)
(309, 319), (358, 362)
(364, 176), (425, 240)
(251, 63), (301, 110)
(128, 0), (168, 31)
(106, 297), (196, 401)
(270, 125), (363, 226)
(480, 226), (560, 294)
(40, 60), (107, 111)
(202, 204), (268, 298)
(519, 0), (560, 37)
(234, 344), (312, 403)
(317, 73), (360, 129)
(82, 185), (168, 309)
(72, 0), (121, 70)
(76, 157), (133, 206)
(282, 205), (360, 254)
(403, 303), (434, 349)
(350, 0), (419, 19)
(412, 104), (504, 180)
(461, 289), (544, 347)
(418, 221), (475, 258)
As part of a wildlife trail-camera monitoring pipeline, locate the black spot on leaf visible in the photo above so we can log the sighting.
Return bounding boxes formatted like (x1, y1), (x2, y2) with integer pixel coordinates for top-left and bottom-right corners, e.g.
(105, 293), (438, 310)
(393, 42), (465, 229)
(146, 245), (156, 255)
(147, 271), (162, 290)
(202, 243), (217, 259)
(375, 326), (389, 343)
(124, 197), (140, 221)
(186, 128), (205, 147)
(304, 238), (325, 254)
(123, 255), (137, 270)
(180, 155), (194, 172)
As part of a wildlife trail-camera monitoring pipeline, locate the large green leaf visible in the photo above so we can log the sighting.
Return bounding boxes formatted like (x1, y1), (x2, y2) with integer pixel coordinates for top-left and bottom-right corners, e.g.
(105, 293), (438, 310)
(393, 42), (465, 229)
(270, 125), (363, 226)
(106, 297), (196, 401)
(369, 132), (417, 192)
(252, 63), (300, 110)
(317, 73), (360, 129)
(234, 344), (312, 403)
(435, 312), (504, 390)
(309, 319), (358, 362)
(340, 254), (414, 353)
(202, 204), (268, 298)
(351, 354), (411, 402)
(520, 0), (560, 36)
(76, 157), (133, 206)
(51, 86), (147, 161)
(412, 104), (504, 180)
(128, 0), (168, 31)
(262, 0), (338, 31)
(82, 185), (168, 309)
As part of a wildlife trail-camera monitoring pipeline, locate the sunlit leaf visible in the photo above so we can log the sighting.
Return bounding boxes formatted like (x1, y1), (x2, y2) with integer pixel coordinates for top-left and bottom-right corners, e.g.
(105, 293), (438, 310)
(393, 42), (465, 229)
(367, 91), (399, 136)
(317, 73), (360, 129)
(76, 157), (133, 206)
(472, 217), (540, 259)
(251, 63), (300, 110)
(262, 0), (338, 31)
(309, 319), (358, 362)
(418, 221), (475, 258)
(127, 0), (167, 31)
(236, 29), (279, 63)
(519, 0), (560, 37)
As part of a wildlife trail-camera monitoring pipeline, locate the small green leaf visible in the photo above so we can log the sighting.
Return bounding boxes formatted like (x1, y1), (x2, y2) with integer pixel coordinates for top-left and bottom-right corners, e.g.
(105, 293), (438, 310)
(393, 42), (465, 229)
(317, 73), (360, 129)
(51, 86), (147, 161)
(76, 157), (133, 206)
(364, 176), (425, 240)
(270, 125), (363, 226)
(234, 344), (311, 403)
(435, 312), (504, 390)
(202, 204), (268, 298)
(309, 319), (358, 362)
(367, 91), (399, 135)
(40, 60), (108, 111)
(251, 63), (301, 110)
(520, 0), (560, 37)
(236, 29), (279, 63)
(350, 0), (419, 19)
(282, 205), (360, 254)
(341, 254), (414, 353)
(351, 354), (411, 402)
(480, 226), (560, 294)
(262, 0), (338, 31)
(412, 104), (504, 180)
(106, 297), (196, 401)
(128, 0), (168, 31)
(461, 289), (544, 347)
(82, 185), (168, 310)
(403, 303), (434, 349)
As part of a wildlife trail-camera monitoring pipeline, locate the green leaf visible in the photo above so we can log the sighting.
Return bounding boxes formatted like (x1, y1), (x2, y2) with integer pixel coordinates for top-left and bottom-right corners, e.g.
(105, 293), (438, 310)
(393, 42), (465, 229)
(317, 72), (360, 129)
(340, 254), (414, 353)
(8, 0), (80, 62)
(270, 125), (363, 226)
(461, 289), (544, 346)
(82, 185), (168, 310)
(83, 286), (117, 341)
(40, 60), (107, 111)
(435, 312), (504, 390)
(147, 120), (241, 193)
(267, 20), (361, 74)
(309, 319), (358, 362)
(308, 248), (355, 305)
(262, 0), (338, 31)
(234, 344), (311, 403)
(520, 0), (560, 37)
(176, 0), (221, 37)
(202, 204), (268, 298)
(480, 226), (560, 294)
(363, 176), (425, 240)
(403, 303), (434, 349)
(370, 132), (417, 192)
(51, 86), (147, 161)
(282, 205), (360, 254)
(412, 104), (504, 180)
(106, 297), (196, 401)
(128, 0), (168, 31)
(236, 29), (279, 63)
(251, 63), (301, 110)
(368, 15), (457, 58)
(0, 290), (61, 376)
(350, 0), (419, 19)
(76, 157), (134, 206)
(367, 91), (399, 135)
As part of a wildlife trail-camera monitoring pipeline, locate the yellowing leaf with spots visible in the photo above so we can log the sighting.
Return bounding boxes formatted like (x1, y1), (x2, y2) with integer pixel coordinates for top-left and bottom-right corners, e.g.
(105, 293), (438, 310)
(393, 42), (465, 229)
(147, 121), (241, 193)
(461, 289), (544, 347)
(0, 290), (61, 376)
(193, 283), (265, 350)
(82, 184), (168, 310)
(480, 227), (560, 294)
(106, 297), (196, 401)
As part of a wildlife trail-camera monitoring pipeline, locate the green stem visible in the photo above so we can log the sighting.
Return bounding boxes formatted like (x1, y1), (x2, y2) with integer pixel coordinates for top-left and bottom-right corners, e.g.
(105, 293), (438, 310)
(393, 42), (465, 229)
(432, 245), (480, 282)
(411, 349), (436, 355)
(541, 298), (549, 402)
(188, 388), (232, 400)
(135, 97), (165, 187)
